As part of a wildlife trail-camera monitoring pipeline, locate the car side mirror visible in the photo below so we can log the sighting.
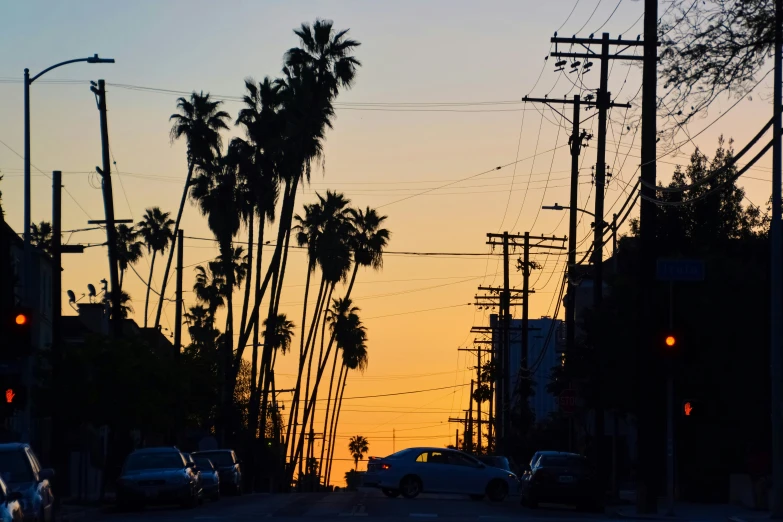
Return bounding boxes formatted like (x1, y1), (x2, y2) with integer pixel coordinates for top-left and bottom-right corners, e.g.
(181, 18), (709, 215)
(39, 469), (55, 481)
(6, 492), (22, 503)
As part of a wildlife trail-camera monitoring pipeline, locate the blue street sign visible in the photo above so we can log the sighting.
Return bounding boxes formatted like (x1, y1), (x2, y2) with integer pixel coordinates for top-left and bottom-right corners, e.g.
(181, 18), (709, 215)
(656, 258), (705, 282)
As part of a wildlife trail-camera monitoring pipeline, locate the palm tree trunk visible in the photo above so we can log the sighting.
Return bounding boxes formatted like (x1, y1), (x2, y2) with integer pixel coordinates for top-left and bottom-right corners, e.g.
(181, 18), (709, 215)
(119, 269), (125, 293)
(273, 226), (292, 315)
(247, 214), (266, 440)
(345, 263), (359, 301)
(144, 250), (157, 328)
(286, 275), (326, 467)
(154, 162), (193, 329)
(326, 367), (348, 485)
(320, 357), (343, 485)
(239, 214), (254, 335)
(220, 239), (235, 444)
(303, 282), (333, 439)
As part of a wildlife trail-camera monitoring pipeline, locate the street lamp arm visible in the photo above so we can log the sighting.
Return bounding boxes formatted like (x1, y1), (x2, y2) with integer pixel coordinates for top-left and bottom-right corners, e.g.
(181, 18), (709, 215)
(30, 55), (115, 83)
(542, 203), (597, 219)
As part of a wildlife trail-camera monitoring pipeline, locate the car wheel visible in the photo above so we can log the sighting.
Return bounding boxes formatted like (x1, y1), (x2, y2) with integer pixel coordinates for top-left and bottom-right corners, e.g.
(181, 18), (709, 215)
(400, 476), (422, 499)
(381, 488), (400, 498)
(470, 494), (485, 501)
(486, 480), (508, 502)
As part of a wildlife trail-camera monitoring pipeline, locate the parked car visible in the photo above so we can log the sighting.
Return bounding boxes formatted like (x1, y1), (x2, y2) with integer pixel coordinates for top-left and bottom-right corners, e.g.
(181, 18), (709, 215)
(0, 475), (25, 522)
(191, 455), (220, 501)
(181, 454), (203, 499)
(520, 452), (602, 511)
(192, 450), (242, 495)
(116, 447), (201, 509)
(364, 447), (518, 501)
(0, 443), (54, 522)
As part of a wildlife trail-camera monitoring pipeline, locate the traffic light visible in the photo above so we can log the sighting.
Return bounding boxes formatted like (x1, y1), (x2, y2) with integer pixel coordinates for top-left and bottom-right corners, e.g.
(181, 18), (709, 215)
(4, 307), (33, 359)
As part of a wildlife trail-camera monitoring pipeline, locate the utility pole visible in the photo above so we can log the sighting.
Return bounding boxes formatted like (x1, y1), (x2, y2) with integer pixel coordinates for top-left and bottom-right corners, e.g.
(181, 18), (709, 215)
(771, 0), (783, 516)
(522, 233), (530, 369)
(393, 428), (395, 453)
(174, 229), (184, 355)
(477, 345), (482, 454)
(90, 79), (121, 337)
(484, 233), (566, 454)
(51, 171), (83, 515)
(550, 32), (645, 495)
(468, 379), (475, 453)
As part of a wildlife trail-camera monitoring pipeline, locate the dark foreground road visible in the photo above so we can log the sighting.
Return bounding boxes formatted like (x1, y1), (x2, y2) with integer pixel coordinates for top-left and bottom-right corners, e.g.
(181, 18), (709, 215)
(94, 487), (615, 522)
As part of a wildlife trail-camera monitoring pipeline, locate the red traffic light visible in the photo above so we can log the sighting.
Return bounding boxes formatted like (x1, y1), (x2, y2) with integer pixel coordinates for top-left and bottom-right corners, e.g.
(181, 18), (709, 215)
(14, 314), (27, 326)
(665, 335), (676, 347)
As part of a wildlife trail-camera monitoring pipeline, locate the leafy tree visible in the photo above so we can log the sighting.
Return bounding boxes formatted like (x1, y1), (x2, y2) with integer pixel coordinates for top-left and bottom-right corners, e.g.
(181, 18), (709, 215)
(659, 0), (775, 129)
(30, 221), (53, 254)
(348, 435), (369, 470)
(136, 207), (174, 327)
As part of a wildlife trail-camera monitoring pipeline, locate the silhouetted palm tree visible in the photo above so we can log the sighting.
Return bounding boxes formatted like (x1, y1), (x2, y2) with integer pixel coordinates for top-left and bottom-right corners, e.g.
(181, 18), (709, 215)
(241, 24), (361, 453)
(348, 435), (369, 471)
(105, 290), (133, 319)
(115, 224), (143, 291)
(193, 262), (225, 325)
(345, 207), (390, 297)
(30, 221), (53, 254)
(155, 92), (230, 329)
(136, 207), (174, 327)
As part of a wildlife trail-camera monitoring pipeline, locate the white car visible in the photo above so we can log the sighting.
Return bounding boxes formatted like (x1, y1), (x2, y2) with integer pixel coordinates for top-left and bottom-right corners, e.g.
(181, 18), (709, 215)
(363, 447), (518, 501)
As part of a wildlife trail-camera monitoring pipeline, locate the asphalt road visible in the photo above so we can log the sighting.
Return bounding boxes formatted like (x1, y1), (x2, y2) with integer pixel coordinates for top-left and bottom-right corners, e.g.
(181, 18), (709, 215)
(93, 487), (617, 522)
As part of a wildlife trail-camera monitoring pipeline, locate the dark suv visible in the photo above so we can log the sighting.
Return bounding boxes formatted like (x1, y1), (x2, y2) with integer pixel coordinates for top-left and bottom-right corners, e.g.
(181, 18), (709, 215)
(192, 450), (241, 495)
(116, 447), (201, 509)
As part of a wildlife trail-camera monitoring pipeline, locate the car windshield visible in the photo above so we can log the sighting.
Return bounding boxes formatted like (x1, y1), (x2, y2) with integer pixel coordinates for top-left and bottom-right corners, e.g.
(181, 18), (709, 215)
(196, 452), (234, 467)
(0, 451), (33, 484)
(193, 457), (214, 470)
(124, 452), (185, 471)
(539, 455), (588, 468)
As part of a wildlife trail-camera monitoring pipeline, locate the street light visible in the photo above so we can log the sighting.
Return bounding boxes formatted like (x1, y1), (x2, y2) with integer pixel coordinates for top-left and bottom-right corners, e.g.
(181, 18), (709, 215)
(23, 54), (114, 304)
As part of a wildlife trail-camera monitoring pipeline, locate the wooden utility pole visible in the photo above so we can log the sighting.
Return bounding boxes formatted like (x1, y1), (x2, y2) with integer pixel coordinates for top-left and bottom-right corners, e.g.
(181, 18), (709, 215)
(174, 229), (183, 355)
(477, 345), (482, 454)
(485, 233), (566, 453)
(90, 79), (121, 336)
(468, 379), (475, 453)
(551, 33), (645, 493)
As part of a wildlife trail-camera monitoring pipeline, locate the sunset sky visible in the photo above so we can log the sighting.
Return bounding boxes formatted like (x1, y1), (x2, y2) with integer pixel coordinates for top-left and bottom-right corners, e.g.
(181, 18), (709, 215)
(0, 0), (775, 482)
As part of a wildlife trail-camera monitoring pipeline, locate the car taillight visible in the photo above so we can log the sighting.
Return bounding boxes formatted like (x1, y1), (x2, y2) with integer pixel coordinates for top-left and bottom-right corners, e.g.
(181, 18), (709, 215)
(381, 463), (391, 470)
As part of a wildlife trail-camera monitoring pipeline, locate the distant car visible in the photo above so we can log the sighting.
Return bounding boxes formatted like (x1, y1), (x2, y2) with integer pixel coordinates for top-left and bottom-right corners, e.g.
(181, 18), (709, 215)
(191, 455), (220, 501)
(116, 447), (201, 509)
(526, 451), (574, 473)
(0, 475), (25, 521)
(520, 452), (602, 511)
(0, 443), (54, 522)
(364, 447), (518, 501)
(192, 450), (241, 495)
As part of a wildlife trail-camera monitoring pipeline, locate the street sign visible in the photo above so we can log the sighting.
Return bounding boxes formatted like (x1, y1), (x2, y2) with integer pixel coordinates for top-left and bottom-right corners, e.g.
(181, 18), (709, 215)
(656, 259), (705, 282)
(558, 389), (576, 414)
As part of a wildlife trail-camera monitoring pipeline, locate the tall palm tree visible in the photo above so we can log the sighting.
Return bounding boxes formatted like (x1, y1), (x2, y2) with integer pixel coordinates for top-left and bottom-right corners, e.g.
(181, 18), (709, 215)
(237, 23), (361, 439)
(193, 262), (226, 331)
(136, 207), (174, 327)
(325, 336), (368, 485)
(285, 192), (353, 469)
(116, 224), (143, 291)
(345, 207), (390, 298)
(30, 221), (53, 254)
(348, 435), (369, 471)
(155, 92), (230, 329)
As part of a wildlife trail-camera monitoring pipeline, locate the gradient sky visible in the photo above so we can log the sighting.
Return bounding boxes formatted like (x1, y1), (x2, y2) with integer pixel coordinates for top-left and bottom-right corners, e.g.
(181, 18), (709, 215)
(0, 0), (775, 482)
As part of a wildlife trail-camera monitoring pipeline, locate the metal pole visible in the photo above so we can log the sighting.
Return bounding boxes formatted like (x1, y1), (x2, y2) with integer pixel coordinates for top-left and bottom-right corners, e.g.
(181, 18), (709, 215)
(666, 282), (675, 516)
(174, 229), (183, 355)
(771, 0), (783, 516)
(23, 69), (31, 308)
(639, 0), (660, 513)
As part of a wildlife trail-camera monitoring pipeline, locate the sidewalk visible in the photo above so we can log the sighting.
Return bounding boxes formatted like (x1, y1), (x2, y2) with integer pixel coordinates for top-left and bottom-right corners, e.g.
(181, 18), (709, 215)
(614, 499), (763, 522)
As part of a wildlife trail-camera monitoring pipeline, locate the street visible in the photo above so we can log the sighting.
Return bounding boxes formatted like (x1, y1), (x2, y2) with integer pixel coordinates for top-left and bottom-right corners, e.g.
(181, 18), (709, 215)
(95, 488), (613, 522)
